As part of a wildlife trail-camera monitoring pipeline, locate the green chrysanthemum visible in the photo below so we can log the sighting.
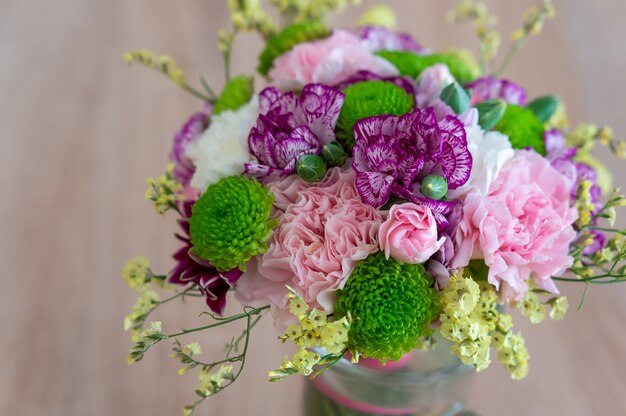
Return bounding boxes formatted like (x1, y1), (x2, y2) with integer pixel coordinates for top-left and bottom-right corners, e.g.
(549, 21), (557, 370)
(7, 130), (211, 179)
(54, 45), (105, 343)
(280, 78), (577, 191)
(495, 104), (546, 155)
(335, 81), (414, 149)
(258, 21), (330, 76)
(375, 50), (478, 84)
(334, 252), (440, 362)
(189, 176), (277, 272)
(213, 75), (254, 115)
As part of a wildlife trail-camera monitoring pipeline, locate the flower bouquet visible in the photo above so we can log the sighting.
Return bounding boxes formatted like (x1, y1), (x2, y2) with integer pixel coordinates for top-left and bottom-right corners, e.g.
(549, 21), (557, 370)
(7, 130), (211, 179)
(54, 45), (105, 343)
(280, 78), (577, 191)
(123, 1), (626, 414)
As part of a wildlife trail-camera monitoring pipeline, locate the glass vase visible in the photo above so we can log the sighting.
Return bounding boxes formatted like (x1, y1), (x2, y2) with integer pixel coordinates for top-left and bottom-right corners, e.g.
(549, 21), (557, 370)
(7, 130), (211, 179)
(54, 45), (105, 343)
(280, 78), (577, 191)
(302, 337), (476, 416)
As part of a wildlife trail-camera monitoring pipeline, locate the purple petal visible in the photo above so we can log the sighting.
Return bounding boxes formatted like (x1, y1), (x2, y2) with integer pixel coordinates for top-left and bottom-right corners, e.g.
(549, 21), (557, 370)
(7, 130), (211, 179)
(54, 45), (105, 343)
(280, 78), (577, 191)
(437, 116), (471, 189)
(355, 171), (395, 208)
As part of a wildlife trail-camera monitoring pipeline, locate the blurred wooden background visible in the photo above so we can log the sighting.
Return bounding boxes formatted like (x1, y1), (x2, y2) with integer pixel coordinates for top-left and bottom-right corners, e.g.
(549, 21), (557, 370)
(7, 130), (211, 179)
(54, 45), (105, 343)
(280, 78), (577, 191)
(1, 0), (625, 415)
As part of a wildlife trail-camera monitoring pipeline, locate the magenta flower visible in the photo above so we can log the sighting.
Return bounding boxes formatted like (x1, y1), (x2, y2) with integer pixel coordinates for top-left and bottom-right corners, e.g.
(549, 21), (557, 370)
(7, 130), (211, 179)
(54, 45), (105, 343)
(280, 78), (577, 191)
(169, 106), (212, 187)
(352, 108), (472, 225)
(466, 76), (527, 106)
(167, 201), (242, 315)
(246, 84), (345, 179)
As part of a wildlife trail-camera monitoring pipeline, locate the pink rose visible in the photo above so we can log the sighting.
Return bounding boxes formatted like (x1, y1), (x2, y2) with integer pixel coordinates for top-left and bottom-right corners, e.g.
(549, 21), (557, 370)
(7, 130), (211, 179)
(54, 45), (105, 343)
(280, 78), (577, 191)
(451, 150), (578, 301)
(268, 30), (398, 90)
(379, 203), (445, 264)
(235, 168), (382, 328)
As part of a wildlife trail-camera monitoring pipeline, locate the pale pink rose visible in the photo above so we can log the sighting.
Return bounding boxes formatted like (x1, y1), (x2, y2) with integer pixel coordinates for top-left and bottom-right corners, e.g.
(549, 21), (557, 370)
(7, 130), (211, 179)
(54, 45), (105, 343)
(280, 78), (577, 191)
(379, 203), (445, 264)
(235, 168), (382, 328)
(268, 30), (398, 90)
(451, 150), (578, 302)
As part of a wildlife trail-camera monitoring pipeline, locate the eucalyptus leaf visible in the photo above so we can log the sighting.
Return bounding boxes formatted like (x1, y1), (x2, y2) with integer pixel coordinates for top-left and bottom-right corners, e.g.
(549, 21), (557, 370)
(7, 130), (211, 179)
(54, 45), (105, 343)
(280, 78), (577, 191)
(440, 82), (471, 114)
(527, 95), (559, 123)
(475, 99), (506, 130)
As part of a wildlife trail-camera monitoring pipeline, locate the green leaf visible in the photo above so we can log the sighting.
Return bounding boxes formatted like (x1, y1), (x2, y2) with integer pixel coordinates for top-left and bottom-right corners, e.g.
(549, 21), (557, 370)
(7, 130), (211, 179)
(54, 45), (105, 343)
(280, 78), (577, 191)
(527, 95), (559, 123)
(440, 82), (470, 114)
(476, 99), (507, 130)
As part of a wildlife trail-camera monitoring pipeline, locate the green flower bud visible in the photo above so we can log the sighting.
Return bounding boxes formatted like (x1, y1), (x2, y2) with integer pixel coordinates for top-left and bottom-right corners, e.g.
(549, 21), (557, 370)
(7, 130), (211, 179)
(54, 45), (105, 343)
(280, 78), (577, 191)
(475, 99), (507, 130)
(420, 175), (448, 200)
(440, 82), (470, 114)
(296, 155), (326, 183)
(322, 141), (347, 167)
(526, 95), (559, 123)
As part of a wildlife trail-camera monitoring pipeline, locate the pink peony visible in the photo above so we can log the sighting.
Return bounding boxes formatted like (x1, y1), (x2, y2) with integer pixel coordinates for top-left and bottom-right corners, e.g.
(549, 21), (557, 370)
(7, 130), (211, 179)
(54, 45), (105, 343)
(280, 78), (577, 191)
(379, 203), (446, 264)
(451, 150), (578, 301)
(268, 30), (398, 91)
(235, 167), (382, 328)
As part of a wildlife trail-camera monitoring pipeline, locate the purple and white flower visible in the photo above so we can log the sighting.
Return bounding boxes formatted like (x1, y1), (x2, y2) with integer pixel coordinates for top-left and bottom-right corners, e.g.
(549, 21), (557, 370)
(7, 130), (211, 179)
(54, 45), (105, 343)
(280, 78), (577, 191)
(352, 108), (472, 225)
(246, 84), (345, 179)
(169, 106), (211, 187)
(357, 26), (424, 53)
(466, 76), (527, 106)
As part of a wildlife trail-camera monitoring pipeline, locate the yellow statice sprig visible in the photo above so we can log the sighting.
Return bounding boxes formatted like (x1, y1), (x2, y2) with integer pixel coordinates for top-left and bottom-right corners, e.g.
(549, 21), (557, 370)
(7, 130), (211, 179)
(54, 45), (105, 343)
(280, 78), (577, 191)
(440, 273), (531, 379)
(124, 289), (161, 336)
(494, 0), (555, 77)
(517, 291), (547, 324)
(448, 1), (500, 74)
(126, 321), (168, 364)
(145, 163), (184, 215)
(123, 256), (152, 291)
(567, 123), (626, 160)
(439, 274), (497, 371)
(553, 189), (626, 306)
(510, 0), (556, 41)
(269, 287), (350, 382)
(228, 0), (277, 40)
(491, 329), (529, 380)
(181, 365), (236, 415)
(269, 0), (361, 27)
(164, 305), (269, 415)
(123, 50), (214, 102)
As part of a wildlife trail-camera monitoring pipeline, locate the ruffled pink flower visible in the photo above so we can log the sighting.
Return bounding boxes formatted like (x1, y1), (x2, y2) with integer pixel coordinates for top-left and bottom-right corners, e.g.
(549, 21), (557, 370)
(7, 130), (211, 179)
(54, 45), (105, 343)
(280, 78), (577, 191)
(379, 203), (446, 264)
(451, 150), (578, 301)
(268, 30), (398, 90)
(235, 168), (382, 328)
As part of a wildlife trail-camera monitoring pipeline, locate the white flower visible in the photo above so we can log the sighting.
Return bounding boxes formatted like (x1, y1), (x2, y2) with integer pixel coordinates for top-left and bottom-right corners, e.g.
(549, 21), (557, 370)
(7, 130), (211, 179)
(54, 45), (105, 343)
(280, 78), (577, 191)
(187, 97), (259, 190)
(448, 126), (514, 200)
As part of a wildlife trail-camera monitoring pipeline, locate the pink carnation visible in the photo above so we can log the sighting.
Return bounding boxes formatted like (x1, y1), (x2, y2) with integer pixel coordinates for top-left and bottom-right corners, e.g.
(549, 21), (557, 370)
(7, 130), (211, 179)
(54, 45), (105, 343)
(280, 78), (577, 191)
(451, 150), (578, 301)
(268, 30), (398, 91)
(235, 168), (382, 328)
(379, 203), (445, 264)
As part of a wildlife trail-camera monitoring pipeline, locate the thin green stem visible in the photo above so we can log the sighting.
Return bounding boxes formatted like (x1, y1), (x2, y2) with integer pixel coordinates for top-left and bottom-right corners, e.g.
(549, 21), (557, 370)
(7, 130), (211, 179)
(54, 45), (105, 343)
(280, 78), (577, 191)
(181, 84), (214, 102)
(159, 285), (198, 306)
(493, 39), (524, 77)
(167, 305), (270, 338)
(200, 75), (217, 98)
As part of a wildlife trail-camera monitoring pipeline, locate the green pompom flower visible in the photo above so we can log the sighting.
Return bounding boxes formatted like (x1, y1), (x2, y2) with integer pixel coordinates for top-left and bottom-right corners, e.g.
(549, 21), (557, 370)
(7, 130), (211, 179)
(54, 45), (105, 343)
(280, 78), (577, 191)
(495, 104), (546, 155)
(213, 75), (254, 115)
(189, 176), (277, 272)
(258, 21), (330, 76)
(335, 81), (414, 149)
(334, 252), (440, 362)
(375, 50), (478, 84)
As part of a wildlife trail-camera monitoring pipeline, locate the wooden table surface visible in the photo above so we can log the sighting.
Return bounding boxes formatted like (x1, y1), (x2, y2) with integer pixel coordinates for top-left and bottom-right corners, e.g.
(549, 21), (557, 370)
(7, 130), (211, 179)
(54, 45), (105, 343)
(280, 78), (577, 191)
(2, 0), (625, 415)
